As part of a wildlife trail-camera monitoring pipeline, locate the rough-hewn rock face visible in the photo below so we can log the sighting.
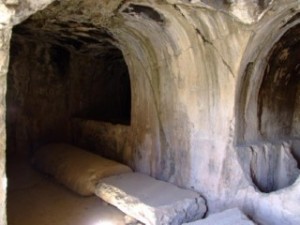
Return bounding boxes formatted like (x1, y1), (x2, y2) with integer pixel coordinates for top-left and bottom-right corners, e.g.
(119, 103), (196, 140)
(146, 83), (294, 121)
(7, 32), (131, 155)
(2, 0), (300, 225)
(0, 2), (55, 224)
(238, 142), (299, 193)
(183, 208), (256, 225)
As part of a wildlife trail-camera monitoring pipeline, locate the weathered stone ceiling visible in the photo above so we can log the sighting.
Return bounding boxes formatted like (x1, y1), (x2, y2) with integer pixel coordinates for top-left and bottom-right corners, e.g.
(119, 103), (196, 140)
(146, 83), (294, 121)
(11, 0), (275, 57)
(12, 0), (275, 24)
(12, 0), (121, 56)
(12, 19), (119, 57)
(192, 0), (273, 23)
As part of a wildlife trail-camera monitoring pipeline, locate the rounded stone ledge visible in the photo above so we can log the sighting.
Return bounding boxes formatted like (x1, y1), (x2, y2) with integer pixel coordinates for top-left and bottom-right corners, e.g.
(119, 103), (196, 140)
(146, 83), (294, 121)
(236, 142), (300, 193)
(32, 143), (133, 196)
(242, 175), (300, 225)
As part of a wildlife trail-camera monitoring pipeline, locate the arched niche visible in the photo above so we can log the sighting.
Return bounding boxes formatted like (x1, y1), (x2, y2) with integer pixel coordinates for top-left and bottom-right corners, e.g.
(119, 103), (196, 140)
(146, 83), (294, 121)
(5, 2), (133, 225)
(235, 9), (300, 193)
(6, 11), (132, 156)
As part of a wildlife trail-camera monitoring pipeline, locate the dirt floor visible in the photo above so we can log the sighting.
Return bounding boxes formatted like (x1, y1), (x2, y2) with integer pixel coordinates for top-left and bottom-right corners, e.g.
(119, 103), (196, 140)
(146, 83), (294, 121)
(7, 155), (129, 225)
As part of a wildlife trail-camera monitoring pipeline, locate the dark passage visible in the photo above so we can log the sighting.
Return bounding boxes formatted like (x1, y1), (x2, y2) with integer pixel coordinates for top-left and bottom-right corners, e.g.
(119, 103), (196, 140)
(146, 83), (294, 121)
(6, 5), (133, 225)
(6, 18), (131, 156)
(237, 24), (300, 194)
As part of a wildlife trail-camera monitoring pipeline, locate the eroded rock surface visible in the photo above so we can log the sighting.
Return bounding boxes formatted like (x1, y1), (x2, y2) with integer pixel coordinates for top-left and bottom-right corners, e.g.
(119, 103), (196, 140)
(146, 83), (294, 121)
(238, 142), (300, 192)
(183, 208), (256, 225)
(2, 1), (300, 225)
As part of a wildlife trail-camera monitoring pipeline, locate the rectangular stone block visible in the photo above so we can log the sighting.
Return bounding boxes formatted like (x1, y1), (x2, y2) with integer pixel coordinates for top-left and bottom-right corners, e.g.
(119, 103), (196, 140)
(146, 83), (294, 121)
(95, 173), (207, 225)
(183, 208), (256, 225)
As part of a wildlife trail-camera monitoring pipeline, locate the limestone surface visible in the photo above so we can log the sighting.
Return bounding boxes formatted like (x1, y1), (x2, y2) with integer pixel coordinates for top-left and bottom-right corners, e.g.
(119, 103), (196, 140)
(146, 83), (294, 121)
(2, 0), (300, 225)
(183, 208), (256, 225)
(237, 142), (300, 192)
(33, 143), (132, 196)
(95, 173), (207, 225)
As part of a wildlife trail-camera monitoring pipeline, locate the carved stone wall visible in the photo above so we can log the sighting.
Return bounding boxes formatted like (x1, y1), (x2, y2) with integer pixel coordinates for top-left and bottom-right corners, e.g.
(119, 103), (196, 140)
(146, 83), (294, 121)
(7, 31), (131, 156)
(1, 1), (300, 225)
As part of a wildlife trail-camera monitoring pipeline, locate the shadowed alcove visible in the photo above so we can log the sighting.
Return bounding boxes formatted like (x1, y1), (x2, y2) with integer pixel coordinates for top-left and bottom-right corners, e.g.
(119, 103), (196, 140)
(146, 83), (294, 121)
(236, 23), (300, 193)
(6, 19), (131, 156)
(6, 3), (132, 225)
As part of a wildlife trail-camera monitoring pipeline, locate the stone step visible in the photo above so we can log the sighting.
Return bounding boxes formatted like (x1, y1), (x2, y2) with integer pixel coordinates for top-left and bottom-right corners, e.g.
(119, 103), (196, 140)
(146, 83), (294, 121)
(95, 172), (207, 225)
(182, 208), (256, 225)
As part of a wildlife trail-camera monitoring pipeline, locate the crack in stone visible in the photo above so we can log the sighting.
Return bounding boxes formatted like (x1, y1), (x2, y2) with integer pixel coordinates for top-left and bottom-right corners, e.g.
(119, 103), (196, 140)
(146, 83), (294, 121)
(173, 4), (234, 77)
(195, 28), (234, 77)
(173, 4), (187, 18)
(195, 28), (213, 45)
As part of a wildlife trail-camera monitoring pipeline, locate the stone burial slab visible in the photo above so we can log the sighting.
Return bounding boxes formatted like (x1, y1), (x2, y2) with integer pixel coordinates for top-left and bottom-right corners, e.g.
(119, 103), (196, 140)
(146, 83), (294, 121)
(183, 208), (256, 225)
(32, 143), (132, 196)
(95, 172), (207, 225)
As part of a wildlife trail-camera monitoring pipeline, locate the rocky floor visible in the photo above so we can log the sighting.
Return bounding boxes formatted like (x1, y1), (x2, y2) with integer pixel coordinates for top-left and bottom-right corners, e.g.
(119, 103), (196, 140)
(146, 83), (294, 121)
(6, 155), (128, 225)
